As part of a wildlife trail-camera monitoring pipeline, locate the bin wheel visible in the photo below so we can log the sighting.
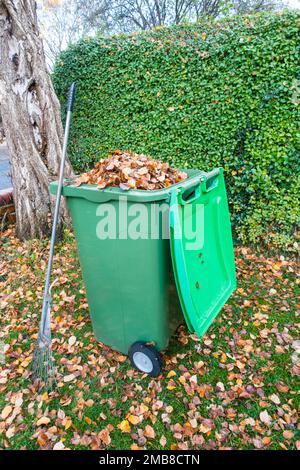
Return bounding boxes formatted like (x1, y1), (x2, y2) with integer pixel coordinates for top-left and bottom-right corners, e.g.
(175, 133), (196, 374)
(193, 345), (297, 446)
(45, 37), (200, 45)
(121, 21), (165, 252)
(128, 342), (162, 377)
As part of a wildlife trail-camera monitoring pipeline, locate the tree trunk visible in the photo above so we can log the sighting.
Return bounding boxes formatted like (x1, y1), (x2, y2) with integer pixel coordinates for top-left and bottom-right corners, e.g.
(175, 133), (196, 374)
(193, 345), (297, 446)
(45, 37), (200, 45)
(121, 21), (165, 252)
(0, 0), (73, 240)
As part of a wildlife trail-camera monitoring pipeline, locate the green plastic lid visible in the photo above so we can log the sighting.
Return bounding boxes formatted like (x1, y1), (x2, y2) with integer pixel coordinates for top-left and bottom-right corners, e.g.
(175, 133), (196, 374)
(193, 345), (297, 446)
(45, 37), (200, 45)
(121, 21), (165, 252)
(169, 168), (236, 338)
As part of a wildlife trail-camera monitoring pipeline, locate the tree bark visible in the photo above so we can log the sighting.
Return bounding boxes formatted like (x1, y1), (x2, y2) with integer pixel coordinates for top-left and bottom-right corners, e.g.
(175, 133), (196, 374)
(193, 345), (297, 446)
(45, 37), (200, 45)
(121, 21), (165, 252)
(0, 0), (73, 240)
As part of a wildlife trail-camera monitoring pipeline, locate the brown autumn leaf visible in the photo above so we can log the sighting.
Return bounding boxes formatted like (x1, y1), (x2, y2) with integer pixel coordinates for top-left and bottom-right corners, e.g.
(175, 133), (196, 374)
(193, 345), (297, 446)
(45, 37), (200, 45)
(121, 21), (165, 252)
(276, 382), (289, 393)
(63, 373), (76, 383)
(37, 433), (48, 448)
(68, 335), (76, 346)
(139, 404), (149, 415)
(260, 410), (271, 426)
(6, 426), (15, 439)
(53, 441), (65, 450)
(283, 430), (294, 440)
(85, 399), (94, 407)
(262, 436), (271, 445)
(253, 437), (264, 449)
(144, 425), (155, 439)
(36, 417), (51, 426)
(199, 421), (213, 434)
(64, 418), (72, 430)
(97, 181), (107, 189)
(99, 428), (111, 445)
(73, 174), (90, 186)
(167, 370), (176, 378)
(117, 419), (131, 433)
(269, 393), (280, 405)
(1, 405), (12, 420)
(127, 414), (140, 425)
(171, 443), (179, 450)
(131, 444), (144, 450)
(117, 354), (127, 363)
(291, 363), (300, 376)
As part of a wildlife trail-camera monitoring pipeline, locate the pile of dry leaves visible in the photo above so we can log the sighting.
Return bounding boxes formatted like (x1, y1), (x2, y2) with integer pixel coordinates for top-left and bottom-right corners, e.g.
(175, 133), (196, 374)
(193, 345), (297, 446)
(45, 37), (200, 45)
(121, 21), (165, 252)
(75, 150), (187, 190)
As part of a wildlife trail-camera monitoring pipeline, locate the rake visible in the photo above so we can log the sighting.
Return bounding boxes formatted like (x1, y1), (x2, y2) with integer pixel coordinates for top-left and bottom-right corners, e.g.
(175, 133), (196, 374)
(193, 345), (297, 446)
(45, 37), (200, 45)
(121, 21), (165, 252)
(32, 82), (76, 390)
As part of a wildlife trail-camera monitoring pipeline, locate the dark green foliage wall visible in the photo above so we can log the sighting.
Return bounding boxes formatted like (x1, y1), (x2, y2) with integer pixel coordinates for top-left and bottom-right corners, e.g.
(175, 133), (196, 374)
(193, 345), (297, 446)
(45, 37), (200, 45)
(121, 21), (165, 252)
(53, 11), (300, 250)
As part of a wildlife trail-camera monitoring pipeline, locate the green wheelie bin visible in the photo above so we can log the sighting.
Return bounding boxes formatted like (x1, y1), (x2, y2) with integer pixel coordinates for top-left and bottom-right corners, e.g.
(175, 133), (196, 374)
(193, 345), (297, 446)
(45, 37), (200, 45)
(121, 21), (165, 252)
(50, 168), (236, 376)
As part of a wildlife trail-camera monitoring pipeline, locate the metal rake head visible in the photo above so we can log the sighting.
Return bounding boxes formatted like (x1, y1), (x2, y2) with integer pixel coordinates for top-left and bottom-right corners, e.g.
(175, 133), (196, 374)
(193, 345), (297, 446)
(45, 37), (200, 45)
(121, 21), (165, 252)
(32, 335), (56, 392)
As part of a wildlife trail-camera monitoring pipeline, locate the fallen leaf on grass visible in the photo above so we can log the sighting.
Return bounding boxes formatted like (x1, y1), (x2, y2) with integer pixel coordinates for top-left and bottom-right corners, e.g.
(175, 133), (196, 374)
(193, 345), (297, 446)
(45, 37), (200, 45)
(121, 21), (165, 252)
(36, 417), (50, 426)
(269, 394), (280, 405)
(41, 392), (49, 402)
(167, 370), (176, 378)
(262, 437), (271, 445)
(260, 410), (271, 426)
(37, 433), (48, 448)
(1, 405), (12, 420)
(216, 382), (225, 392)
(63, 374), (76, 383)
(144, 425), (155, 439)
(117, 420), (131, 433)
(99, 428), (111, 445)
(64, 418), (72, 430)
(199, 420), (213, 434)
(283, 430), (294, 440)
(20, 357), (31, 367)
(253, 437), (263, 449)
(6, 426), (15, 438)
(291, 363), (300, 377)
(68, 335), (76, 346)
(53, 441), (65, 450)
(276, 382), (289, 393)
(131, 444), (144, 450)
(128, 415), (140, 425)
(15, 396), (23, 407)
(85, 399), (94, 407)
(117, 354), (127, 363)
(139, 404), (149, 414)
(167, 380), (176, 390)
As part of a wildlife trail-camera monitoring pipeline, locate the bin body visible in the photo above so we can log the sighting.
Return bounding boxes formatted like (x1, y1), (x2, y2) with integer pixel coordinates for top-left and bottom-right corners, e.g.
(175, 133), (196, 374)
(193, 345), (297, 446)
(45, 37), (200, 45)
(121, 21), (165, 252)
(65, 196), (182, 354)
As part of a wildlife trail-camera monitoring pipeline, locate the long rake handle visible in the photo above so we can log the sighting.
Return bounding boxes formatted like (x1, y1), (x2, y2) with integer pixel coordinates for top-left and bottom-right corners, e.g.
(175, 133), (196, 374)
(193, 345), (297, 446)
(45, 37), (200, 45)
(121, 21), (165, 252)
(40, 82), (76, 334)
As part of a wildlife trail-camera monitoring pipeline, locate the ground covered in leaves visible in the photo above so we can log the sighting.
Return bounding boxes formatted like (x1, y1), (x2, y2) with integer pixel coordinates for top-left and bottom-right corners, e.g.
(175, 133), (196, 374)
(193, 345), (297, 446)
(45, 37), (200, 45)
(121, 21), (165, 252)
(0, 228), (299, 450)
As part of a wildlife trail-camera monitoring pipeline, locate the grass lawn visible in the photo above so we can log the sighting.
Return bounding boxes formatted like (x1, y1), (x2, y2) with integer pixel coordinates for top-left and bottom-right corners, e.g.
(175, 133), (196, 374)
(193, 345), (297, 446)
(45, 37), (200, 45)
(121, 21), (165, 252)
(0, 227), (299, 450)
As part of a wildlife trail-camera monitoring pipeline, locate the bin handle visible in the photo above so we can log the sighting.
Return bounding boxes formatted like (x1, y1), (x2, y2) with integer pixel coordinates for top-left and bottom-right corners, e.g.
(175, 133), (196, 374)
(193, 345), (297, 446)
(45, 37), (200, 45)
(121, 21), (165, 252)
(178, 183), (201, 205)
(176, 173), (204, 206)
(200, 168), (220, 193)
(177, 168), (220, 204)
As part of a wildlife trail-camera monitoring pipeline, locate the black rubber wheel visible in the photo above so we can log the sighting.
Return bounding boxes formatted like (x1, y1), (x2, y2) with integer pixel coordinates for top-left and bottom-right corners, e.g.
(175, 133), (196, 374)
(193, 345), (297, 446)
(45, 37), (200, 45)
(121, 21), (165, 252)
(128, 342), (162, 377)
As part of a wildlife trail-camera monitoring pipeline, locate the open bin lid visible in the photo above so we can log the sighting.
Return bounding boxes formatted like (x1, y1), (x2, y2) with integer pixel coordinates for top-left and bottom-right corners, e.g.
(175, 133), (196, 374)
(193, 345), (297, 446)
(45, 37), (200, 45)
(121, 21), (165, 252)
(169, 168), (236, 338)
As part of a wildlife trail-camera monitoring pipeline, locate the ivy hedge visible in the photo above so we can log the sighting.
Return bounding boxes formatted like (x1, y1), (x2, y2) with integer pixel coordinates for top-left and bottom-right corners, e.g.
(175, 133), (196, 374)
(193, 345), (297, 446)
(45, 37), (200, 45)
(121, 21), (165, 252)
(53, 11), (300, 250)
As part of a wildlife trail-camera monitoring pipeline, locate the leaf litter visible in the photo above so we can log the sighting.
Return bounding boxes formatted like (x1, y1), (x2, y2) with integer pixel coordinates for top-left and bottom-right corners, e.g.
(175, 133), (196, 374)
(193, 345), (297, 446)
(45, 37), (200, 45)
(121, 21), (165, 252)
(0, 229), (299, 450)
(74, 150), (187, 191)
